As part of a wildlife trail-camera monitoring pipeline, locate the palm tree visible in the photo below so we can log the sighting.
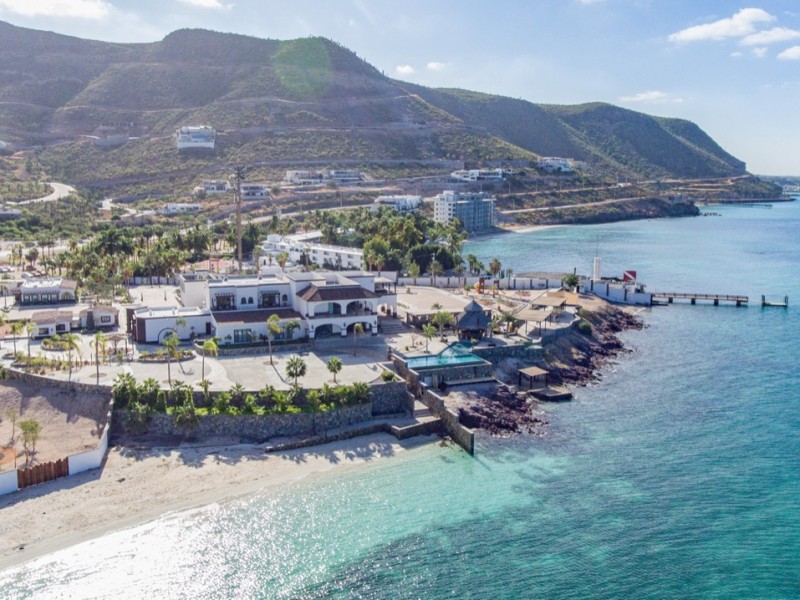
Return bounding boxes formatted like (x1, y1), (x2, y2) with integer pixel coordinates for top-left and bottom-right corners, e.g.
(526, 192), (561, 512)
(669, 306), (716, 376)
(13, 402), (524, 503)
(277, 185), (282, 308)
(422, 323), (437, 353)
(200, 337), (218, 384)
(489, 258), (502, 278)
(277, 251), (289, 272)
(174, 317), (187, 340)
(407, 261), (420, 285)
(10, 321), (24, 356)
(429, 259), (443, 287)
(266, 313), (281, 366)
(91, 331), (107, 385)
(506, 267), (514, 289)
(327, 356), (343, 383)
(25, 321), (37, 359)
(352, 322), (364, 356)
(284, 320), (300, 341)
(285, 355), (307, 388)
(61, 332), (81, 382)
(161, 331), (180, 385)
(432, 311), (454, 337)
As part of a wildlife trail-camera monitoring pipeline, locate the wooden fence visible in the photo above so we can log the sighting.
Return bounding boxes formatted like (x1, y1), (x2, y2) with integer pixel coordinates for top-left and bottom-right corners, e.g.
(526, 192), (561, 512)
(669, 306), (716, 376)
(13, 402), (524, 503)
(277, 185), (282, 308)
(17, 458), (69, 489)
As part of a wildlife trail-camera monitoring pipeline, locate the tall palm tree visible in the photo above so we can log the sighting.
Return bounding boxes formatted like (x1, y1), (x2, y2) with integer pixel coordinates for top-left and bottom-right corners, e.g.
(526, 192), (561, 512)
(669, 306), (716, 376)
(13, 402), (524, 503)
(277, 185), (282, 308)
(10, 321), (24, 356)
(429, 259), (443, 287)
(61, 332), (81, 382)
(25, 321), (37, 359)
(266, 313), (281, 366)
(285, 355), (307, 388)
(91, 331), (107, 385)
(200, 337), (218, 384)
(422, 323), (437, 353)
(161, 331), (180, 385)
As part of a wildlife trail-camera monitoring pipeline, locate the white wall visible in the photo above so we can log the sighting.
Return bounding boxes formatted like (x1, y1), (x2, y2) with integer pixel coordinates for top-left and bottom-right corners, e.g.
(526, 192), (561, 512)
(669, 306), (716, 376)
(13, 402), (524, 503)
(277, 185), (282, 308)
(68, 428), (109, 475)
(0, 470), (18, 495)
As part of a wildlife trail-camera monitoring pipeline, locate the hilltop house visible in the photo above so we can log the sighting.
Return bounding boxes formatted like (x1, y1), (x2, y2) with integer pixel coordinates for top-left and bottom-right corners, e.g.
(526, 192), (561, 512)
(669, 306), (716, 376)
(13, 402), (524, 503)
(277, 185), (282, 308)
(175, 126), (215, 150)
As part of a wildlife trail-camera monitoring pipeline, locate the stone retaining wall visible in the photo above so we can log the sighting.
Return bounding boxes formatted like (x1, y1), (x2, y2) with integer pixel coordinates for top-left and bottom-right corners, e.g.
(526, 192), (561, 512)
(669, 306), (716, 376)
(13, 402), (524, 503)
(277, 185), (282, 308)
(4, 367), (113, 396)
(112, 404), (374, 442)
(421, 388), (474, 454)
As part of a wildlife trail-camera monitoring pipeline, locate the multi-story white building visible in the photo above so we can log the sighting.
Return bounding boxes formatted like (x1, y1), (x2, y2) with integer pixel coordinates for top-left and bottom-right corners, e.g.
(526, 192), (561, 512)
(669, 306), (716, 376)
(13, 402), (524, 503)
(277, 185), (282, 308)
(372, 195), (422, 212)
(159, 203), (201, 216)
(129, 271), (398, 344)
(450, 169), (506, 182)
(175, 126), (216, 150)
(260, 232), (364, 270)
(432, 190), (495, 233)
(193, 180), (230, 196)
(536, 157), (573, 173)
(240, 183), (269, 200)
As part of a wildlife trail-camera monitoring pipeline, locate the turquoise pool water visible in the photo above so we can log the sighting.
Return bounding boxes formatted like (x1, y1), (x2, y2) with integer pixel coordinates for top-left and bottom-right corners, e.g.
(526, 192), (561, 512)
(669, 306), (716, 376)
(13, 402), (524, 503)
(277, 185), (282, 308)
(405, 342), (484, 369)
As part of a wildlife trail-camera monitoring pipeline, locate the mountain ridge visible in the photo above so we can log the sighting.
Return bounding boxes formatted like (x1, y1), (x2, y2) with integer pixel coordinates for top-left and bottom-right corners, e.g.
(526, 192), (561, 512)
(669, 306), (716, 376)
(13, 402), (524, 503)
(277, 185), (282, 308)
(0, 21), (748, 184)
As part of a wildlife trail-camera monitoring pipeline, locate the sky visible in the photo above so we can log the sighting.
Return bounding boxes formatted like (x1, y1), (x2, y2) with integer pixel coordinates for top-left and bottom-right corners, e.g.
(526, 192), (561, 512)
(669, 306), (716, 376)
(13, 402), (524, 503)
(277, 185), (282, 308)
(0, 1), (798, 175)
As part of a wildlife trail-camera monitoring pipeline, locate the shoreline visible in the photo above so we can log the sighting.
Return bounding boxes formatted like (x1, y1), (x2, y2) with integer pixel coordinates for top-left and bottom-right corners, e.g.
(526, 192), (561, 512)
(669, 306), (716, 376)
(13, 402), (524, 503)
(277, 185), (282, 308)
(0, 433), (437, 571)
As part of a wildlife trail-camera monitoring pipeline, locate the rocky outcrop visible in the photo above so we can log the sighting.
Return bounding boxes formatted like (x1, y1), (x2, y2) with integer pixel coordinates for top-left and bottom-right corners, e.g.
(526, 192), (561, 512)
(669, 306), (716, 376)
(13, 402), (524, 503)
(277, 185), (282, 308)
(456, 384), (548, 436)
(543, 305), (644, 385)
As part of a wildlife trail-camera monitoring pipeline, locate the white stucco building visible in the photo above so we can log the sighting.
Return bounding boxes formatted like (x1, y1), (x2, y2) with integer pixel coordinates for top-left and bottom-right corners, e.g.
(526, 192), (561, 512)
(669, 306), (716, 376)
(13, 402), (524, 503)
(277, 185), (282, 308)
(372, 195), (422, 212)
(536, 157), (573, 173)
(131, 271), (397, 344)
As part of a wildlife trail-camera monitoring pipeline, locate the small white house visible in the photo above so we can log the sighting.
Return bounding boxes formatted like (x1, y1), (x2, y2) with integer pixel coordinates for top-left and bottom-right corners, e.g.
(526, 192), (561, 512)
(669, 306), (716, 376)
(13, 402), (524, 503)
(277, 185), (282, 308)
(159, 203), (201, 216)
(372, 195), (421, 212)
(175, 126), (215, 150)
(31, 310), (74, 338)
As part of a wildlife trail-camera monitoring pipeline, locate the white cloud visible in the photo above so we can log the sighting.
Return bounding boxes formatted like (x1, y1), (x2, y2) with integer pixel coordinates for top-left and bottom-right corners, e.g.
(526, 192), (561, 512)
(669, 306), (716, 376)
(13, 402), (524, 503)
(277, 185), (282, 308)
(752, 47), (768, 58)
(0, 0), (111, 18)
(668, 8), (774, 43)
(741, 26), (800, 45)
(577, 0), (604, 4)
(731, 51), (744, 58)
(395, 65), (415, 76)
(618, 90), (683, 104)
(177, 0), (232, 9)
(777, 45), (800, 60)
(427, 62), (447, 71)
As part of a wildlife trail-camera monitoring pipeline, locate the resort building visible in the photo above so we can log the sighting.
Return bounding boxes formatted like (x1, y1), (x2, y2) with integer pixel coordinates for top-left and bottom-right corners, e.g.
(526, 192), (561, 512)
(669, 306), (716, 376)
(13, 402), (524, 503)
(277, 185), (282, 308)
(193, 180), (230, 196)
(260, 232), (364, 271)
(15, 278), (78, 306)
(129, 270), (399, 344)
(175, 126), (216, 150)
(432, 190), (495, 233)
(372, 195), (422, 212)
(79, 304), (120, 330)
(536, 157), (573, 173)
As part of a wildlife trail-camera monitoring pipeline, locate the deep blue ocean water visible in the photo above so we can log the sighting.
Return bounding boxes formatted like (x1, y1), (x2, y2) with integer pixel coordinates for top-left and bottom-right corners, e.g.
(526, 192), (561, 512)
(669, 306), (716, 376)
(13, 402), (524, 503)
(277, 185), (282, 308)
(1, 202), (798, 599)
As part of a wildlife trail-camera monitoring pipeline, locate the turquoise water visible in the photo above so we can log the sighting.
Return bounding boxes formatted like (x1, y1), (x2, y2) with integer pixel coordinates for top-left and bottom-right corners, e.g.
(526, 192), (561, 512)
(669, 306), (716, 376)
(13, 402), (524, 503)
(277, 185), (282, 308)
(2, 202), (799, 598)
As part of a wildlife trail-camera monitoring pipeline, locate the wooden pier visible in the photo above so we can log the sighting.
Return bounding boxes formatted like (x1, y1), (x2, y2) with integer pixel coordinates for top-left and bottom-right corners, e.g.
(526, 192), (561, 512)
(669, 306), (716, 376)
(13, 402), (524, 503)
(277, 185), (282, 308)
(652, 292), (749, 306)
(761, 295), (789, 308)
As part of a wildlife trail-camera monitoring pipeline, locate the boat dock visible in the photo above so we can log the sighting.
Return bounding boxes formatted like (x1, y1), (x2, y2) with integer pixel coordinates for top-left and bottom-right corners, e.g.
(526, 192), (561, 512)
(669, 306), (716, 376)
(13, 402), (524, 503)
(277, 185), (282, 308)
(652, 292), (749, 306)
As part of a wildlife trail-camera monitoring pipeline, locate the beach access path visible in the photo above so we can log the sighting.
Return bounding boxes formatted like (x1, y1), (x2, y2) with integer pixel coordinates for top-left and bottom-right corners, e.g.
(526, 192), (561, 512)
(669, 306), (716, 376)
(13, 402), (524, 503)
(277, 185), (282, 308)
(0, 433), (435, 571)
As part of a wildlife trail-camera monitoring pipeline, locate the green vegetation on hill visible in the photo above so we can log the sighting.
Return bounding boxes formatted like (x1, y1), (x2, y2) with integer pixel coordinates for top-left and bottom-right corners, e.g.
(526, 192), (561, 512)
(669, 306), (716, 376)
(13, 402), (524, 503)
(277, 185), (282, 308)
(0, 20), (750, 195)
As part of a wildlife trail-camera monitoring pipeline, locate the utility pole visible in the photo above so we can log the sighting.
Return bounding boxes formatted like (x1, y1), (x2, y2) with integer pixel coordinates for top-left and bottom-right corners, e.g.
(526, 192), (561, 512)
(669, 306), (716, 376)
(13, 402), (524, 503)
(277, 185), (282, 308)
(231, 165), (245, 273)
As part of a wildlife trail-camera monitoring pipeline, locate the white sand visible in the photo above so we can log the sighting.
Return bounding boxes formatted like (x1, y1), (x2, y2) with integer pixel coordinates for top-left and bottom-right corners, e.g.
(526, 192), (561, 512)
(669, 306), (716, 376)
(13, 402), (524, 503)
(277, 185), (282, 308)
(0, 434), (431, 570)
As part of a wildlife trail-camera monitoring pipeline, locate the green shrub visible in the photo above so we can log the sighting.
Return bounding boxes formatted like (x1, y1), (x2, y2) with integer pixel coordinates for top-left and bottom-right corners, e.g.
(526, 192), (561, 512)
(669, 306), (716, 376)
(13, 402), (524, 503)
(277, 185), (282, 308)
(380, 370), (397, 382)
(577, 319), (592, 335)
(213, 392), (231, 415)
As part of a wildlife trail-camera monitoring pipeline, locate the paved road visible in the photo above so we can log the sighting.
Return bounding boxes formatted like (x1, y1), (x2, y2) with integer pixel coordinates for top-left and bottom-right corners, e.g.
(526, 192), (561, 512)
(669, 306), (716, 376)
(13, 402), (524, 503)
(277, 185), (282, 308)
(17, 182), (75, 205)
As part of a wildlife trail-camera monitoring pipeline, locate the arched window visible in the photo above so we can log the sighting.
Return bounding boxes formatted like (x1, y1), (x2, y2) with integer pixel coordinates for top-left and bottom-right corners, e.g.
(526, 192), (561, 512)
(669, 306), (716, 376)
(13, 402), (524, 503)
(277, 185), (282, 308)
(282, 294), (288, 306)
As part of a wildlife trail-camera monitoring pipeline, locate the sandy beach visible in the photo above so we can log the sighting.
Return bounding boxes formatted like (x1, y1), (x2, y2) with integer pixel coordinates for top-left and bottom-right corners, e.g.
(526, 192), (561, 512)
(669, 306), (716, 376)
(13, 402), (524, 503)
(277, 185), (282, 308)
(0, 434), (434, 571)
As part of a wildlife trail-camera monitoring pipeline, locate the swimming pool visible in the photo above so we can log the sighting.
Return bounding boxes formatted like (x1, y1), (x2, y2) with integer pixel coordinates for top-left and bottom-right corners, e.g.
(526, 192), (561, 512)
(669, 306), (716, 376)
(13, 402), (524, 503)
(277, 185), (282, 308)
(405, 343), (485, 369)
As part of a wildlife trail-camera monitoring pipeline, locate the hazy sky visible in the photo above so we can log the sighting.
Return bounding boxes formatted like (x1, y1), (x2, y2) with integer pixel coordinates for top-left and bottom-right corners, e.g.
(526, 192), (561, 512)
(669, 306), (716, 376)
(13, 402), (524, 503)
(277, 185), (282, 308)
(1, 0), (799, 175)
